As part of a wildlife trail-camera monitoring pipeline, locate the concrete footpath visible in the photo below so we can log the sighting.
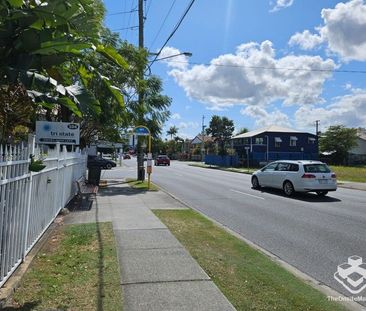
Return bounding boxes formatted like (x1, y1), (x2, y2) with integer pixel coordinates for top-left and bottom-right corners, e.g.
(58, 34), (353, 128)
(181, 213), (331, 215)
(64, 180), (236, 311)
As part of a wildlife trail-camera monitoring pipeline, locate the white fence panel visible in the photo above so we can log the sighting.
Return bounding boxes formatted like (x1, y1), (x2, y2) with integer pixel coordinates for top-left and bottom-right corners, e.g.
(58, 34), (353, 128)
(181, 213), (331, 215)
(0, 136), (87, 288)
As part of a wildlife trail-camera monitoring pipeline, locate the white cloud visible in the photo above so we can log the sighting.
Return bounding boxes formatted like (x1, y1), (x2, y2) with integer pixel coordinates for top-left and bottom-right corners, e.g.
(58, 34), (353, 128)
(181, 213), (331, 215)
(171, 113), (181, 120)
(270, 0), (294, 12)
(241, 106), (291, 128)
(295, 88), (366, 130)
(289, 0), (366, 61)
(168, 41), (336, 110)
(178, 121), (199, 130)
(320, 0), (366, 61)
(158, 46), (190, 70)
(288, 30), (323, 50)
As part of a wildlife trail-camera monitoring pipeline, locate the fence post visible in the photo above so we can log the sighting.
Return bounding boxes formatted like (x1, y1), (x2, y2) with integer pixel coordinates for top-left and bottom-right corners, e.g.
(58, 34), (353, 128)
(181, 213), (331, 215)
(23, 134), (35, 259)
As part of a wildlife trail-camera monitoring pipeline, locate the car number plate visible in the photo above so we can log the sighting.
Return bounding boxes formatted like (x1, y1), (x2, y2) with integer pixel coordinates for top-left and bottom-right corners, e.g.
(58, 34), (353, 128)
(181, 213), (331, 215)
(319, 179), (328, 184)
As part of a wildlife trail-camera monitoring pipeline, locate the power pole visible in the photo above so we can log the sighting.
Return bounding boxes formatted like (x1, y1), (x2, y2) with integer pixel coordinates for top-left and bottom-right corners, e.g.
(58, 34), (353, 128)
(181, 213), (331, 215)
(315, 120), (320, 136)
(201, 115), (206, 161)
(137, 0), (145, 180)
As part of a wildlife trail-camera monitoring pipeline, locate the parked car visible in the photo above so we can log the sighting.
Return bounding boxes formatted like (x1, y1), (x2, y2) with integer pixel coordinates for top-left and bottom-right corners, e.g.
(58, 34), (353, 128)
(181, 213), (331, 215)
(87, 155), (116, 169)
(251, 160), (337, 196)
(155, 155), (170, 166)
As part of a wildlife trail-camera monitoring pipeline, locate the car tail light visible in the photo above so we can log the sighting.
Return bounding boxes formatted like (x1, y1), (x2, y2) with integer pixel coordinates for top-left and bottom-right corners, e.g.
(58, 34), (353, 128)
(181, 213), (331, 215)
(331, 173), (336, 179)
(302, 173), (316, 178)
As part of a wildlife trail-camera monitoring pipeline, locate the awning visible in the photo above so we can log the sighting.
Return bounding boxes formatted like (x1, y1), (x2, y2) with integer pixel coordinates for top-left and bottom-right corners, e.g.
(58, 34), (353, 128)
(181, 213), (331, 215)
(308, 137), (316, 141)
(274, 137), (282, 142)
(290, 136), (298, 140)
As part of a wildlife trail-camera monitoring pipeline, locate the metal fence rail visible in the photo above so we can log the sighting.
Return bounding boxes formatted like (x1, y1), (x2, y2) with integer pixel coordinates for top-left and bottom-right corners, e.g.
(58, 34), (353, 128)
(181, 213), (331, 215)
(0, 136), (86, 287)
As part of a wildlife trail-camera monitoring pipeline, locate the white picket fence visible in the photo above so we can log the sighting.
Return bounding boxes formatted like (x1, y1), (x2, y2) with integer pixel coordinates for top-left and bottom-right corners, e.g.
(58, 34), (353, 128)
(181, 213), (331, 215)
(0, 135), (87, 288)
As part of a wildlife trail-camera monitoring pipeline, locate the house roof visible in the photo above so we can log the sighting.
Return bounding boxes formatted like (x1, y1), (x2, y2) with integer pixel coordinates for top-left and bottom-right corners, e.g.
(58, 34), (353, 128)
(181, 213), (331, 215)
(357, 128), (366, 141)
(191, 134), (213, 144)
(232, 125), (311, 139)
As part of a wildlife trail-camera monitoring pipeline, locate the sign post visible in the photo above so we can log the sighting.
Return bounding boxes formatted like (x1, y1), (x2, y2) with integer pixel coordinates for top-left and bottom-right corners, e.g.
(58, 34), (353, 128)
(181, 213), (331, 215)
(36, 121), (80, 145)
(133, 126), (152, 189)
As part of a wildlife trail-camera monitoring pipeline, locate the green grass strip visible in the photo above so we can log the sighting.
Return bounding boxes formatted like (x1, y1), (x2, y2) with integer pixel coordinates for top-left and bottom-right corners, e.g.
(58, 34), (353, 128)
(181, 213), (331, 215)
(154, 209), (347, 311)
(330, 165), (366, 183)
(126, 178), (159, 191)
(9, 223), (123, 311)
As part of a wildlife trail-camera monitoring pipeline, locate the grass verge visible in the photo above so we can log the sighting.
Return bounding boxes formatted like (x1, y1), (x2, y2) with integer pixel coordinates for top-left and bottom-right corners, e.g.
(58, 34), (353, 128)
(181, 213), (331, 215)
(7, 222), (123, 311)
(154, 209), (347, 311)
(330, 165), (366, 183)
(126, 178), (159, 191)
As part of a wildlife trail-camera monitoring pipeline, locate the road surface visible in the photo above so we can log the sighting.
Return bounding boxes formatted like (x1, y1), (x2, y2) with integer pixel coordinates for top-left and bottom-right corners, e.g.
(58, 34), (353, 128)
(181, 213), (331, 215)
(103, 160), (366, 299)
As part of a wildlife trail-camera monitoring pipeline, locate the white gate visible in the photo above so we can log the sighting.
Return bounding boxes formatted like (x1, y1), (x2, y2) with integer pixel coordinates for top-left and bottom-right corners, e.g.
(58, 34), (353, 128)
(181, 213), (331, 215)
(0, 135), (87, 287)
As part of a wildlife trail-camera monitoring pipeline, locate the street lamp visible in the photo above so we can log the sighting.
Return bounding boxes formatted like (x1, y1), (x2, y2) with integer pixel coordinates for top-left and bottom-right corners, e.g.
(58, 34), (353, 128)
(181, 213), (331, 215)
(153, 52), (192, 62)
(146, 52), (192, 75)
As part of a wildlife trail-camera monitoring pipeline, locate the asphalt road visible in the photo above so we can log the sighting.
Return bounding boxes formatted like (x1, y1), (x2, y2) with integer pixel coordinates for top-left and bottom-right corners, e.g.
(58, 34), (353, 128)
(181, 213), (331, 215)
(104, 159), (366, 299)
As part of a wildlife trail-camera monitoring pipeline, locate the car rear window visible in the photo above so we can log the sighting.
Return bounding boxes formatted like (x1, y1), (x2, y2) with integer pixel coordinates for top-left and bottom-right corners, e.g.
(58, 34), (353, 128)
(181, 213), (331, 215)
(304, 164), (330, 173)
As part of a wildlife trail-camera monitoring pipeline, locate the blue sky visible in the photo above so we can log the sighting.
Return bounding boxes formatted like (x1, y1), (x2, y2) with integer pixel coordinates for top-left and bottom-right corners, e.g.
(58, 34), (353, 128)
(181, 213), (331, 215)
(104, 0), (366, 139)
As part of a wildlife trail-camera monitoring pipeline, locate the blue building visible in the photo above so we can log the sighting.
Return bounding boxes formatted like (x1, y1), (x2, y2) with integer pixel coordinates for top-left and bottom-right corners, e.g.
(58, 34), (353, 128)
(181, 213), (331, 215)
(232, 125), (318, 166)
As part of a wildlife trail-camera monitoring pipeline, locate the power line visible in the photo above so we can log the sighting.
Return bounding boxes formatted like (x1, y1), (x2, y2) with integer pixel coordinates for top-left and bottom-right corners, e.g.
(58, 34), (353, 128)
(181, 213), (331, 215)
(107, 8), (137, 16)
(113, 26), (139, 32)
(125, 0), (136, 39)
(149, 0), (178, 51)
(161, 60), (366, 74)
(150, 0), (196, 68)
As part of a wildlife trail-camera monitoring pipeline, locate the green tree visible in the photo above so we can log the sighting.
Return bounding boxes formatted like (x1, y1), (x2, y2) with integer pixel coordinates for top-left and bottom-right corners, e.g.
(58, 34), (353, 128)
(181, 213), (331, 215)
(0, 0), (128, 141)
(320, 125), (358, 164)
(206, 115), (235, 156)
(167, 126), (179, 140)
(237, 127), (249, 135)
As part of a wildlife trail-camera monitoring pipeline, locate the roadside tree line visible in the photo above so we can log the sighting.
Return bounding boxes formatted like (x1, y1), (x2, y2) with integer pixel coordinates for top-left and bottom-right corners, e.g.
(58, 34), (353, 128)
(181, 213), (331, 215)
(0, 0), (171, 147)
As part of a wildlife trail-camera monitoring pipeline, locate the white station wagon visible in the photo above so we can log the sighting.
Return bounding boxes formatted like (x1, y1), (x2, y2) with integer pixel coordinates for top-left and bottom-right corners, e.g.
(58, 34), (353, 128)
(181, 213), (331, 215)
(251, 160), (337, 196)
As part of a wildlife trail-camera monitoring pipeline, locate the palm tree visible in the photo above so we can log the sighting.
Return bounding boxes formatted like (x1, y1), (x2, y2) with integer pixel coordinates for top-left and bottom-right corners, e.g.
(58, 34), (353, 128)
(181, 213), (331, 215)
(167, 126), (179, 140)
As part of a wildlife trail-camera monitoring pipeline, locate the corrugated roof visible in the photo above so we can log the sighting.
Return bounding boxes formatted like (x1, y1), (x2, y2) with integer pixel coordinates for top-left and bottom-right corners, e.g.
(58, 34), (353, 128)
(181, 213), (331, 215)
(232, 125), (310, 139)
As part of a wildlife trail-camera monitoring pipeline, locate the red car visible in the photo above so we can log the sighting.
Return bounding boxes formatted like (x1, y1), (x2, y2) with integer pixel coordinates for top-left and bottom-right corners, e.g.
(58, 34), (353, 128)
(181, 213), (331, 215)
(155, 155), (170, 166)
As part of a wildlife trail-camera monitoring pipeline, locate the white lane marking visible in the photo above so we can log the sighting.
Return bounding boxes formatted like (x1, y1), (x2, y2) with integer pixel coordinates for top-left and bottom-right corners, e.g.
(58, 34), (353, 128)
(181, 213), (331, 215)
(230, 189), (265, 200)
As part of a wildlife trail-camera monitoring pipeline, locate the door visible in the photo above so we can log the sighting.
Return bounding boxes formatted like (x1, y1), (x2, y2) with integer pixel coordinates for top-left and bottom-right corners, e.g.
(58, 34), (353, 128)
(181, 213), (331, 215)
(259, 162), (278, 186)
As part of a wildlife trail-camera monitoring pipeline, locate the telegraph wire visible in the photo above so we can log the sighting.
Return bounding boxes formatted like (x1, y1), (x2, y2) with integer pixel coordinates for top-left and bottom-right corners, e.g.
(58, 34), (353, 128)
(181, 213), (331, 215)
(160, 60), (366, 74)
(149, 0), (178, 50)
(150, 0), (196, 68)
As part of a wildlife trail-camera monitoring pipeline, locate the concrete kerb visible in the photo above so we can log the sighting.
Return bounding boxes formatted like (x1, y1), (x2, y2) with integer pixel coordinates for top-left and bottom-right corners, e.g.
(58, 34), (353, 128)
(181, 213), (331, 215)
(157, 184), (366, 311)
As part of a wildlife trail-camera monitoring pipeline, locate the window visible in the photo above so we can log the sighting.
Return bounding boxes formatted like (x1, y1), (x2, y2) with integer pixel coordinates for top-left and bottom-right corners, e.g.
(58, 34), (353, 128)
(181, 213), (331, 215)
(289, 164), (299, 172)
(275, 137), (282, 148)
(308, 137), (316, 144)
(255, 137), (264, 144)
(304, 164), (330, 173)
(276, 163), (290, 171)
(290, 136), (297, 147)
(262, 162), (277, 171)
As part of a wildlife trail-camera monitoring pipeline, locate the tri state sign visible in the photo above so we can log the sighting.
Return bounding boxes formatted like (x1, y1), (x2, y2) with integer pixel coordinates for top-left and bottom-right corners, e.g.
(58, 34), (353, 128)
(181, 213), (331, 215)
(36, 121), (80, 145)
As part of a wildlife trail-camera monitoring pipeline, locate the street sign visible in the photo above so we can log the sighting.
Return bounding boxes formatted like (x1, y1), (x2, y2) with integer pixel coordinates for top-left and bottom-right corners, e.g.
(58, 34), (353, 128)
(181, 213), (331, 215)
(36, 121), (80, 145)
(134, 126), (150, 136)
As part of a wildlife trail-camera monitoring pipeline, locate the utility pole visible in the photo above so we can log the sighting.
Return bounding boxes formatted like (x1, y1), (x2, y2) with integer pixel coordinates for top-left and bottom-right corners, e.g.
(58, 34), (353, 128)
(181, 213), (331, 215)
(137, 0), (145, 181)
(315, 120), (320, 136)
(201, 115), (206, 161)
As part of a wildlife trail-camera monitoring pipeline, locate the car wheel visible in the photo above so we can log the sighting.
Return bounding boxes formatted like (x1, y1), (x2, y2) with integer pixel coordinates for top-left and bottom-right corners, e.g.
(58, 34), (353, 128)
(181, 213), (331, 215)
(106, 163), (112, 169)
(251, 176), (260, 189)
(283, 181), (294, 196)
(316, 191), (328, 196)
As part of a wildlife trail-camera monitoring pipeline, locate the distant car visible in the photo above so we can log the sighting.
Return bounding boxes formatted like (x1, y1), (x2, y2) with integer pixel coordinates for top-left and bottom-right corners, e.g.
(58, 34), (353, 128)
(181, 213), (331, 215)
(155, 155), (170, 166)
(251, 160), (337, 197)
(87, 155), (116, 170)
